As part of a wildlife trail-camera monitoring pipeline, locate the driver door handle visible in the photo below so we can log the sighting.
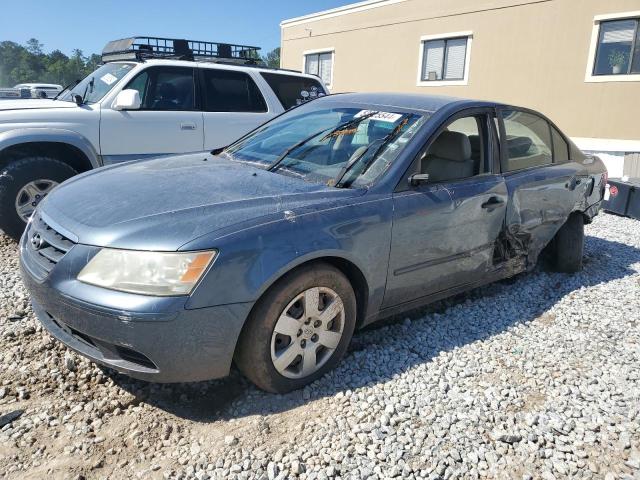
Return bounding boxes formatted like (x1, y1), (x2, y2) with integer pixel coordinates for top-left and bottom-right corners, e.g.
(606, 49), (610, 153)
(180, 122), (197, 131)
(481, 196), (505, 210)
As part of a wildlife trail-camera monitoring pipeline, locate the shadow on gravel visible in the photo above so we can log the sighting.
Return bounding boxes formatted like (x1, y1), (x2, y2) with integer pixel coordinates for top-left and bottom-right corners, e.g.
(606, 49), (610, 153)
(105, 234), (640, 422)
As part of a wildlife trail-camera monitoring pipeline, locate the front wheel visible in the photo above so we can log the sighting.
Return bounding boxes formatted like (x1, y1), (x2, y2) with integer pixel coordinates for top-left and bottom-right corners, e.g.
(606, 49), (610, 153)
(0, 157), (77, 241)
(235, 263), (357, 393)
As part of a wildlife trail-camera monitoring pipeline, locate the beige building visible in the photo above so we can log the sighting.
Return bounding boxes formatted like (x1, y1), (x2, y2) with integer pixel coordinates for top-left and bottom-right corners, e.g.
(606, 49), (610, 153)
(280, 0), (640, 177)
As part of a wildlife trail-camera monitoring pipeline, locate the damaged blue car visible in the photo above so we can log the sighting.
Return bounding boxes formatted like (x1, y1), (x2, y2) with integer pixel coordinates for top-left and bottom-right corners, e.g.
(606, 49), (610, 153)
(19, 93), (606, 393)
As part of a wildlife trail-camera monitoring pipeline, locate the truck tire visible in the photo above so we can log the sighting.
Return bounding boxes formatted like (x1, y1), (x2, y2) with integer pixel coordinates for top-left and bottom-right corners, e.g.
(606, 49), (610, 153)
(0, 157), (77, 241)
(235, 263), (357, 393)
(551, 213), (584, 273)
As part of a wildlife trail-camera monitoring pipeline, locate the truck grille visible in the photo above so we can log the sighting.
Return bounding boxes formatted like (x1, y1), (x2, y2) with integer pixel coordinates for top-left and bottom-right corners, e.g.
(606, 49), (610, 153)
(23, 213), (75, 279)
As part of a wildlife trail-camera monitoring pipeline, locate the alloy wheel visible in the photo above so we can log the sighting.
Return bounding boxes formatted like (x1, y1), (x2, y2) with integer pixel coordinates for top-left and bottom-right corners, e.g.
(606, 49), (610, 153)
(270, 286), (345, 379)
(15, 179), (58, 222)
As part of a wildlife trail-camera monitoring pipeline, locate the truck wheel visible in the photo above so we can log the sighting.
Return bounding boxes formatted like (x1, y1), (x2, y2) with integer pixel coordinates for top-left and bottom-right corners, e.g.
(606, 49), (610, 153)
(235, 263), (356, 393)
(551, 213), (584, 273)
(0, 157), (77, 241)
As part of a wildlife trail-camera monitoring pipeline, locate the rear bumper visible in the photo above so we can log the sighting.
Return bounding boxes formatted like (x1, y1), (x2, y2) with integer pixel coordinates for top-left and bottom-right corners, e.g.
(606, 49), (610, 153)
(21, 259), (253, 383)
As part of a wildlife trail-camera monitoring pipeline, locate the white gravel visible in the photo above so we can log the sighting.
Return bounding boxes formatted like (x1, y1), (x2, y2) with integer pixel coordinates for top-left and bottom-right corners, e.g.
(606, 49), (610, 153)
(1, 212), (639, 480)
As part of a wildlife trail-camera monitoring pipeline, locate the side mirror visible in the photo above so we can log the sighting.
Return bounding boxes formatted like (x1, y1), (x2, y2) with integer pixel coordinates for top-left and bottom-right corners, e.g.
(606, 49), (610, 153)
(408, 173), (430, 187)
(113, 89), (141, 111)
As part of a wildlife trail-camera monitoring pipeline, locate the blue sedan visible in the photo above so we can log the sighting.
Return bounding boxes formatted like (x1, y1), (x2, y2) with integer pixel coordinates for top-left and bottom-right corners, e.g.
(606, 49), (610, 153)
(19, 93), (606, 393)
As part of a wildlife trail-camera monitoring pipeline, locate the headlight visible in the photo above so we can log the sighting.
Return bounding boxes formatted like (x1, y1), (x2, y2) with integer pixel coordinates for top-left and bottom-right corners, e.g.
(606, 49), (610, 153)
(77, 249), (217, 296)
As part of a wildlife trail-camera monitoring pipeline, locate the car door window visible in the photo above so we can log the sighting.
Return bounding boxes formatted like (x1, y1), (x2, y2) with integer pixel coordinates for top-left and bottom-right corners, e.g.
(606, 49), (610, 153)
(501, 110), (553, 171)
(126, 70), (149, 104)
(126, 67), (196, 111)
(201, 69), (267, 113)
(420, 115), (486, 183)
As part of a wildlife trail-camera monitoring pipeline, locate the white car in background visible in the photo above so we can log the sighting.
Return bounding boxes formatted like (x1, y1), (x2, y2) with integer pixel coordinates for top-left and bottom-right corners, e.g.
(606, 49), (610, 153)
(13, 83), (63, 99)
(0, 36), (328, 240)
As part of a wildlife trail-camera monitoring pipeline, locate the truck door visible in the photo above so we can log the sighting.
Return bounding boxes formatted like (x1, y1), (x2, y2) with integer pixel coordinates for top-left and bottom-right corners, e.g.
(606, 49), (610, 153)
(100, 66), (204, 163)
(498, 109), (586, 264)
(199, 68), (275, 150)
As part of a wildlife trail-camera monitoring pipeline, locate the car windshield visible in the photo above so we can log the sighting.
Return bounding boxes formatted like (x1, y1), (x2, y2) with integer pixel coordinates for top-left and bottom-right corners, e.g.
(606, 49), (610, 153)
(224, 102), (428, 188)
(58, 63), (135, 104)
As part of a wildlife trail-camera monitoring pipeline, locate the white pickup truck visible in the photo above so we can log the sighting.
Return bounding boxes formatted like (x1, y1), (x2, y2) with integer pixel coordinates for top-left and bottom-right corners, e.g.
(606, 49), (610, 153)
(0, 37), (327, 240)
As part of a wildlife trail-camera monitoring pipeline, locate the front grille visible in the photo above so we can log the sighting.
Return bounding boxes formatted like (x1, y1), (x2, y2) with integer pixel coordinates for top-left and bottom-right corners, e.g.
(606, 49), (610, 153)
(24, 213), (75, 279)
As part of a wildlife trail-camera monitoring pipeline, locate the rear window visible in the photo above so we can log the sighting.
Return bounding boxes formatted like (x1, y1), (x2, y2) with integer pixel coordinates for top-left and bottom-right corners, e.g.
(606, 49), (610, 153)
(260, 72), (326, 110)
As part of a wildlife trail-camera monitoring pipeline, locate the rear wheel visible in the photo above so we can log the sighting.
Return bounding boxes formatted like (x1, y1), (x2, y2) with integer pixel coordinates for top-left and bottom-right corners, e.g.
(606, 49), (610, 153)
(0, 157), (77, 241)
(235, 263), (356, 393)
(549, 213), (584, 273)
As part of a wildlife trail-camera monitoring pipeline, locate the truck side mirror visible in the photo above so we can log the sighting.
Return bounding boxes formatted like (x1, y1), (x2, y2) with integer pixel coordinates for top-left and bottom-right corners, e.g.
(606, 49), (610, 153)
(113, 89), (141, 111)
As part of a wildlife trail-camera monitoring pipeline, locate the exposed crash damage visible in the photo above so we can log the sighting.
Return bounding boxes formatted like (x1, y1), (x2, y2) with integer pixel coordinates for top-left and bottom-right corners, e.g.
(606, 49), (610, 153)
(20, 93), (606, 393)
(500, 154), (606, 271)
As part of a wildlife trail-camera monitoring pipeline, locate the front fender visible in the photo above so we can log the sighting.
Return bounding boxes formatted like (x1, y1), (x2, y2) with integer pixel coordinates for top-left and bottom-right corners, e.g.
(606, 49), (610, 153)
(0, 128), (100, 167)
(184, 193), (394, 318)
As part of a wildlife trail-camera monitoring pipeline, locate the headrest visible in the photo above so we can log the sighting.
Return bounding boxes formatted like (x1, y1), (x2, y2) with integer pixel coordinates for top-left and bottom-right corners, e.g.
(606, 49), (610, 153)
(429, 131), (471, 162)
(507, 136), (533, 157)
(468, 134), (481, 152)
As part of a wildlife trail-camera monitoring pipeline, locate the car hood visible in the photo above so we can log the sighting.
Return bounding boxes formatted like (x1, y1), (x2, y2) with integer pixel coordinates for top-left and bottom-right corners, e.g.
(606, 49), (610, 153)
(0, 99), (77, 111)
(39, 153), (362, 251)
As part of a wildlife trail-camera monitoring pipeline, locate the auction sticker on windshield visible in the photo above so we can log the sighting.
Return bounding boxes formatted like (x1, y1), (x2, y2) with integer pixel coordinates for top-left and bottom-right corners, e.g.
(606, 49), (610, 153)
(100, 73), (118, 85)
(355, 110), (403, 123)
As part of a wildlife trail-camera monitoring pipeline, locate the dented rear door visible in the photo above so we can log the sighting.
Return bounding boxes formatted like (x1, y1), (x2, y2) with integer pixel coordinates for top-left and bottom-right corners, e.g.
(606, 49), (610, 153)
(498, 109), (586, 266)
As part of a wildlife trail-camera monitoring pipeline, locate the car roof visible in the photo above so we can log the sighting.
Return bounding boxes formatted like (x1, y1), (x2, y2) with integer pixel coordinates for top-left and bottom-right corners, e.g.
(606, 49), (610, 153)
(322, 92), (501, 113)
(120, 58), (321, 80)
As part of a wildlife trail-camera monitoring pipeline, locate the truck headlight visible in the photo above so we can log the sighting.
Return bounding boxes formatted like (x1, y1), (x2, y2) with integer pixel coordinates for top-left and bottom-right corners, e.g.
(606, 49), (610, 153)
(77, 249), (217, 296)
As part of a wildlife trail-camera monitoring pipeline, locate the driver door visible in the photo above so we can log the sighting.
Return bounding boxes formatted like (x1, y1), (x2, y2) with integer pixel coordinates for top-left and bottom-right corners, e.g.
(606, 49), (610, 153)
(383, 110), (508, 308)
(100, 66), (204, 163)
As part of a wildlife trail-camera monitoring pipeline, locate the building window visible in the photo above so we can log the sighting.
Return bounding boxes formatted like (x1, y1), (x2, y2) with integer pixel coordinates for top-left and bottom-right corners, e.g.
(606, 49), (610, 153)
(304, 50), (334, 87)
(417, 32), (472, 87)
(422, 37), (468, 81)
(585, 11), (640, 82)
(593, 18), (640, 75)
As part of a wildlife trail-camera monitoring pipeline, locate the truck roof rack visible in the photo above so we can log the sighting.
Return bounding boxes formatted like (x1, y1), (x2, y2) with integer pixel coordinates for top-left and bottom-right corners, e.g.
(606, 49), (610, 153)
(102, 36), (263, 65)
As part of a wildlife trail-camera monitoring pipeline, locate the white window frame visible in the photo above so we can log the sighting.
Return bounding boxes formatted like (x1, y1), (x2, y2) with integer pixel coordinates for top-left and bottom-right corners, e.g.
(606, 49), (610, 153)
(416, 31), (473, 87)
(303, 48), (335, 89)
(585, 11), (640, 83)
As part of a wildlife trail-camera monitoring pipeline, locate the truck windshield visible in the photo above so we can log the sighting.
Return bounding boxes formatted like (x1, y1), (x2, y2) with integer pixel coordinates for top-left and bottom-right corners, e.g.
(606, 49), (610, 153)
(58, 63), (135, 104)
(224, 102), (428, 188)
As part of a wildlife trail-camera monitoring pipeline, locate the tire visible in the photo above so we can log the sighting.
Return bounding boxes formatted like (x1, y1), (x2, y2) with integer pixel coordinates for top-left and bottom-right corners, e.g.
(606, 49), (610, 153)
(551, 213), (584, 273)
(0, 157), (77, 241)
(235, 263), (357, 393)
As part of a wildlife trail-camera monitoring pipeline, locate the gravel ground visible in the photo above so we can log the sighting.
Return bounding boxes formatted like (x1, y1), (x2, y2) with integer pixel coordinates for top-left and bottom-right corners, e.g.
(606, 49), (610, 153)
(1, 212), (639, 480)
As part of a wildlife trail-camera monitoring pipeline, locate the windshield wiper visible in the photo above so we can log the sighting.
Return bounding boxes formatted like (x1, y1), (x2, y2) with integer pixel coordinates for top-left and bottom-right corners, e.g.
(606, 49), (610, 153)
(267, 111), (379, 173)
(80, 77), (94, 104)
(332, 115), (411, 188)
(52, 79), (80, 101)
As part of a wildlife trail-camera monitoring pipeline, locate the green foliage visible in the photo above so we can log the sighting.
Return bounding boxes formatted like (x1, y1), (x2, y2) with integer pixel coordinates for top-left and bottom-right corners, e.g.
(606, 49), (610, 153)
(262, 47), (280, 69)
(0, 38), (100, 87)
(608, 50), (627, 68)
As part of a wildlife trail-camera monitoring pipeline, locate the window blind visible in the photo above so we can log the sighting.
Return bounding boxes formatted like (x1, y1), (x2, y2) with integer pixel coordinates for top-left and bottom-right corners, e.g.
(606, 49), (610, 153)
(600, 20), (636, 43)
(423, 40), (445, 80)
(319, 53), (333, 86)
(443, 38), (467, 79)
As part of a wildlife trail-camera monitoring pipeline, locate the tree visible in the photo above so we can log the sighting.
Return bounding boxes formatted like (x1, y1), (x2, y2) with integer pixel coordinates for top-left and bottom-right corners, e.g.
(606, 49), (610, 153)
(263, 47), (280, 69)
(0, 39), (98, 87)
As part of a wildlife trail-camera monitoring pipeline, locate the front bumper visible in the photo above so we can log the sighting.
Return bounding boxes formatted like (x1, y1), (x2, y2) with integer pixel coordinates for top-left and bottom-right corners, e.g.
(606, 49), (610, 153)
(19, 232), (252, 383)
